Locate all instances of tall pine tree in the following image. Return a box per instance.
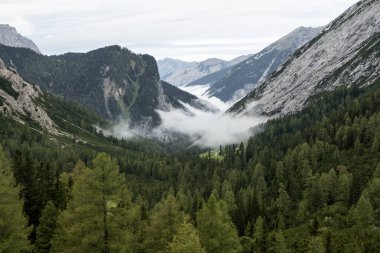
[51,153,134,253]
[168,215,205,253]
[0,145,30,252]
[197,194,241,253]
[34,201,59,253]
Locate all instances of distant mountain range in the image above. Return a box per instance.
[0,24,41,54]
[1,0,379,141]
[229,0,380,117]
[195,26,323,102]
[157,55,251,87]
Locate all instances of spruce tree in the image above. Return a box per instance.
[307,236,325,253]
[0,145,30,252]
[276,183,291,229]
[35,201,58,253]
[253,216,266,253]
[197,194,241,253]
[168,216,206,253]
[50,153,134,253]
[269,230,291,253]
[144,194,182,253]
[353,196,374,227]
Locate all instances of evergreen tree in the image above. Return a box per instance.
[276,183,291,229]
[353,196,374,227]
[197,194,242,253]
[307,236,325,253]
[0,145,30,252]
[35,201,58,253]
[268,230,291,253]
[51,153,134,253]
[336,168,351,205]
[253,216,266,253]
[144,194,182,253]
[168,215,206,253]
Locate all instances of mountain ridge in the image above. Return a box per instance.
[228,0,380,117]
[157,55,251,87]
[198,26,323,102]
[0,44,211,131]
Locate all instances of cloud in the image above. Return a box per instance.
[96,118,137,139]
[0,0,359,60]
[180,85,230,111]
[155,102,267,148]
[100,99,266,148]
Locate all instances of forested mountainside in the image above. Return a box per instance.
[0,44,209,130]
[0,24,41,54]
[1,70,379,252]
[229,0,380,116]
[194,27,322,103]
[1,0,380,252]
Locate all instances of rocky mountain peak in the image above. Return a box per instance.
[0,24,41,54]
[229,0,380,116]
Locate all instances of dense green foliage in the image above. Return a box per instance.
[34,201,58,253]
[168,216,206,253]
[0,78,380,252]
[0,145,30,252]
[51,154,136,252]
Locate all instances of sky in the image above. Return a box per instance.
[0,0,359,61]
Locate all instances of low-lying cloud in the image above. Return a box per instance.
[156,102,267,147]
[99,100,267,148]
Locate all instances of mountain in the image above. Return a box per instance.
[0,58,56,133]
[229,0,380,116]
[157,55,250,87]
[195,26,322,102]
[0,24,41,54]
[0,44,211,130]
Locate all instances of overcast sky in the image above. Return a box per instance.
[0,0,359,61]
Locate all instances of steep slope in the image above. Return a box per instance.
[161,81,218,112]
[158,55,250,87]
[229,0,380,116]
[0,58,56,133]
[186,66,233,87]
[0,44,208,130]
[201,26,322,102]
[0,24,41,54]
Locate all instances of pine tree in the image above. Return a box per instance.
[144,194,182,253]
[0,145,31,252]
[35,201,58,253]
[336,168,351,205]
[276,183,291,229]
[353,196,374,227]
[50,153,134,253]
[268,230,291,253]
[168,216,206,253]
[197,194,242,253]
[371,137,380,153]
[253,216,266,253]
[307,236,325,253]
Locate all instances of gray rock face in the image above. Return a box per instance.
[0,24,41,54]
[203,26,323,102]
[229,0,380,117]
[0,58,57,133]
